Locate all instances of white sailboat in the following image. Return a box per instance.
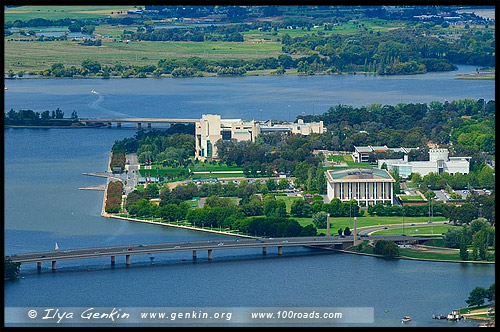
[91,89,97,94]
[55,242,59,251]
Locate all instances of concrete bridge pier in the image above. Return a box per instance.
[137,123,142,129]
[111,256,115,265]
[37,262,42,271]
[117,122,121,128]
[277,246,283,256]
[208,250,213,260]
[147,122,152,129]
[107,122,112,128]
[262,247,267,255]
[193,250,197,259]
[51,261,57,271]
[126,255,130,266]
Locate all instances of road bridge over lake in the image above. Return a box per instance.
[5,235,432,273]
[79,117,198,129]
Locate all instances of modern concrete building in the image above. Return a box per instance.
[325,168,396,206]
[378,148,471,178]
[353,145,418,163]
[195,114,324,160]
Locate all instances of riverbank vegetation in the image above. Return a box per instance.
[442,218,495,261]
[4,259,21,281]
[4,108,81,126]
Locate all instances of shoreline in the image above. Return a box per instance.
[340,248,495,264]
[5,125,103,129]
[4,68,461,80]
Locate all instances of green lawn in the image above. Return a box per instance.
[191,163,243,172]
[371,224,456,236]
[4,38,283,72]
[139,166,188,178]
[327,155,354,162]
[191,173,245,179]
[459,305,491,315]
[4,5,133,21]
[399,195,425,201]
[275,195,302,213]
[398,248,462,261]
[295,215,447,235]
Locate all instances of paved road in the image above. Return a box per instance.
[6,235,432,264]
[124,153,139,195]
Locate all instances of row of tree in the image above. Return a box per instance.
[124,189,319,237]
[105,181,123,213]
[411,165,495,191]
[4,108,78,126]
[444,218,495,261]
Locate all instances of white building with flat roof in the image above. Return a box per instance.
[378,148,470,178]
[195,115,324,160]
[353,145,418,163]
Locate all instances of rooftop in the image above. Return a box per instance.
[326,168,395,182]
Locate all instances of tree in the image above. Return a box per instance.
[291,198,312,217]
[459,230,469,261]
[312,211,328,229]
[4,259,21,280]
[457,203,478,225]
[466,287,488,307]
[338,228,343,236]
[486,283,495,304]
[277,178,290,190]
[374,240,399,259]
[82,59,102,74]
[266,179,277,192]
[344,227,351,236]
[300,224,317,236]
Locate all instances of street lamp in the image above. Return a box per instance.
[402,206,405,236]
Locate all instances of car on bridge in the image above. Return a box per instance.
[217,243,224,246]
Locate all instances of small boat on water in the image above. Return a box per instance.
[401,315,411,323]
[91,89,97,94]
[447,310,462,321]
[432,314,447,319]
[55,242,59,251]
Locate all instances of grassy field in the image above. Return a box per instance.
[4,6,133,21]
[275,195,302,213]
[371,224,456,236]
[241,19,406,42]
[295,215,447,235]
[191,173,246,179]
[138,166,187,178]
[399,195,425,201]
[398,248,462,261]
[191,163,243,172]
[325,154,375,169]
[4,38,284,73]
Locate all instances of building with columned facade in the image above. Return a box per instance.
[325,168,396,206]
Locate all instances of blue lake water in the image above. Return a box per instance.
[3,67,495,327]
